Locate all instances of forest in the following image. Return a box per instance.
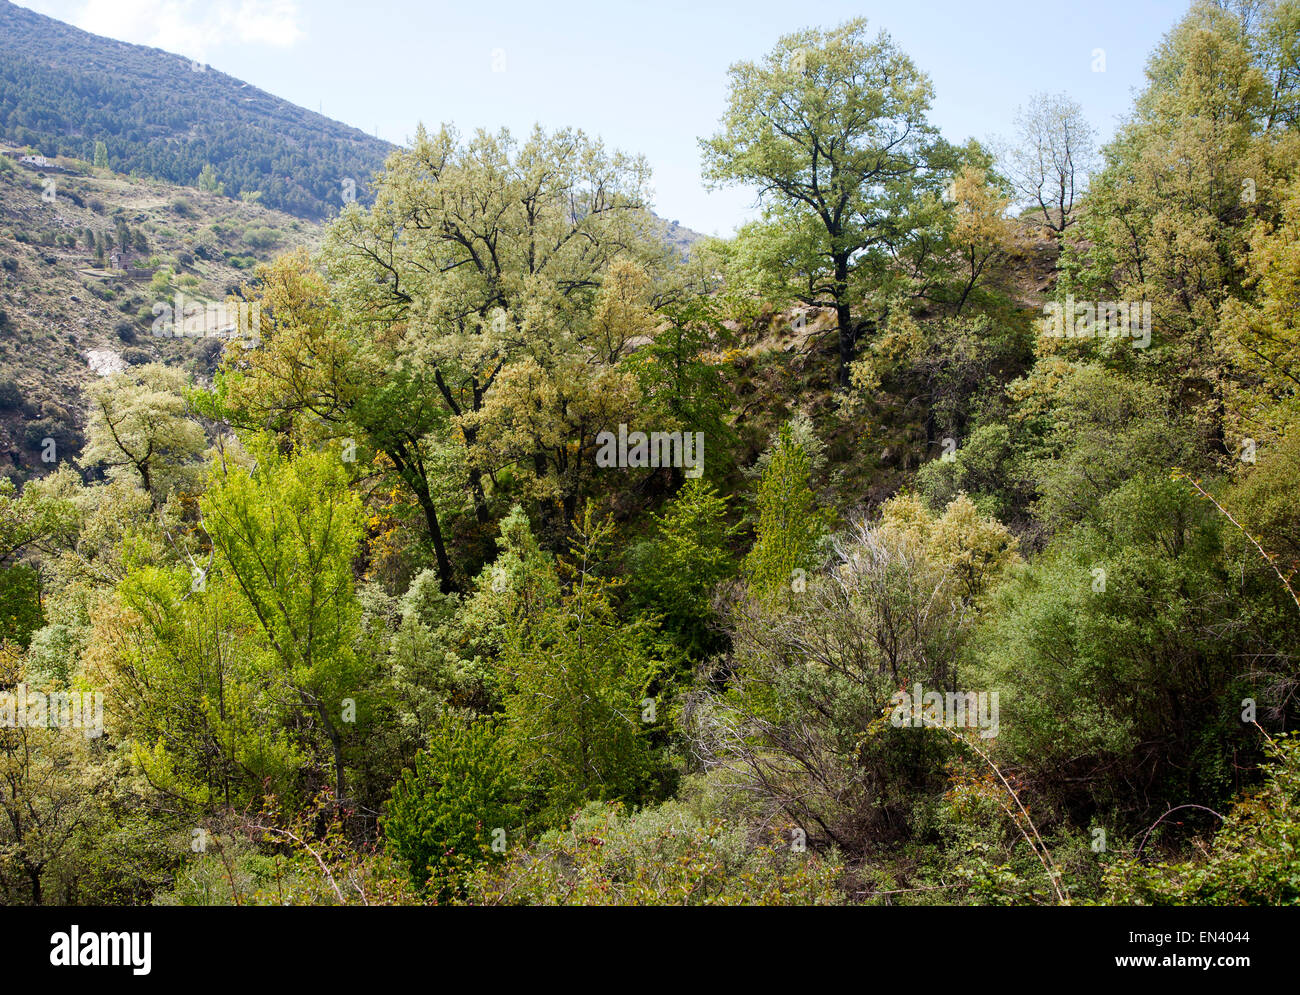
[1,0,1299,907]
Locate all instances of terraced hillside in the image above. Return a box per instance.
[0,144,316,480]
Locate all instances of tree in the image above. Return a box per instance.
[92,141,108,169]
[702,18,940,386]
[880,492,1019,605]
[83,364,207,507]
[0,648,110,904]
[463,353,640,545]
[501,510,665,822]
[98,566,303,809]
[587,258,656,366]
[0,470,77,571]
[324,124,668,529]
[1068,0,1286,432]
[1003,92,1096,235]
[947,165,1014,313]
[744,424,824,600]
[211,252,464,591]
[626,477,740,658]
[197,163,223,194]
[1220,172,1300,429]
[200,437,366,801]
[626,296,736,472]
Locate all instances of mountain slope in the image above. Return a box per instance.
[0,0,391,219]
[0,141,318,479]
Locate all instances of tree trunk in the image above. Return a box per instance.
[836,300,857,389]
[309,697,347,803]
[833,254,856,389]
[385,445,456,593]
[414,484,455,594]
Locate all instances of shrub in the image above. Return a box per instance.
[463,800,845,906]
[383,713,516,899]
[0,379,22,409]
[1102,734,1300,906]
[23,415,80,454]
[242,226,280,250]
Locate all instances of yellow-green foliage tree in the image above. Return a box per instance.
[201,436,367,801]
[745,423,824,601]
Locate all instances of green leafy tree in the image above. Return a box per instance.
[83,364,207,506]
[101,566,304,808]
[325,124,668,530]
[703,18,941,385]
[502,509,666,822]
[201,436,366,801]
[626,477,739,658]
[197,163,224,194]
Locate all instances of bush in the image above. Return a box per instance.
[242,226,280,250]
[383,713,517,900]
[0,379,22,409]
[1103,734,1300,906]
[23,415,80,454]
[463,799,845,906]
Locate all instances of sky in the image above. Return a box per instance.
[14,0,1193,235]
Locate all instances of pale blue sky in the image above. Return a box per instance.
[17,0,1192,234]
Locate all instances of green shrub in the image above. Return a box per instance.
[0,379,22,409]
[383,713,516,899]
[463,799,845,906]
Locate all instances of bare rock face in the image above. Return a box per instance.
[86,349,127,376]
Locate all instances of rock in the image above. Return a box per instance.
[86,348,127,376]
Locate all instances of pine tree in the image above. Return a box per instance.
[745,423,824,600]
[502,508,665,822]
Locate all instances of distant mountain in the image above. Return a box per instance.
[0,0,391,219]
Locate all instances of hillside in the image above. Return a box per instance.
[0,142,317,480]
[0,0,390,220]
